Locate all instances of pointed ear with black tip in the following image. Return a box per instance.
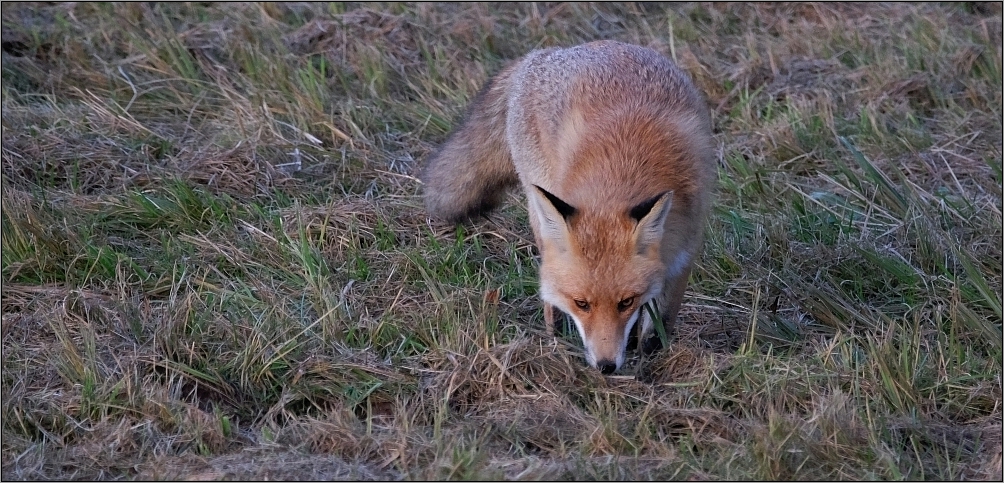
[630,191,673,251]
[528,185,577,251]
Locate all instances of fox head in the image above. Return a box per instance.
[529,184,673,374]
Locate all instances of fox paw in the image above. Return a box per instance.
[641,334,663,355]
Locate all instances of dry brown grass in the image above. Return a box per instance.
[2,2,1001,480]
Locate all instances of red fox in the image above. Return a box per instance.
[420,40,715,374]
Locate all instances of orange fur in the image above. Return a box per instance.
[420,40,715,373]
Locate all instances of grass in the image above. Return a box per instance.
[1,2,1001,480]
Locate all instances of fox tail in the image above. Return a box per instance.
[420,67,518,222]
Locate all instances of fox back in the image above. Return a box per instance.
[421,41,715,373]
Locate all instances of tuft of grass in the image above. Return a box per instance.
[2,2,1001,481]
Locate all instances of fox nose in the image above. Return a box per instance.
[597,360,617,375]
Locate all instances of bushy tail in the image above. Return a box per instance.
[420,65,518,222]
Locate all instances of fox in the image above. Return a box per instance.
[420,40,715,374]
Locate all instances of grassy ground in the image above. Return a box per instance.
[1,2,1001,480]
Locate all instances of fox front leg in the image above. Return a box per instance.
[543,301,556,335]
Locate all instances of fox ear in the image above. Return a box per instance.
[630,191,673,250]
[529,185,576,251]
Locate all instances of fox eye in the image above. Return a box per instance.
[617,296,636,312]
[574,299,591,311]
